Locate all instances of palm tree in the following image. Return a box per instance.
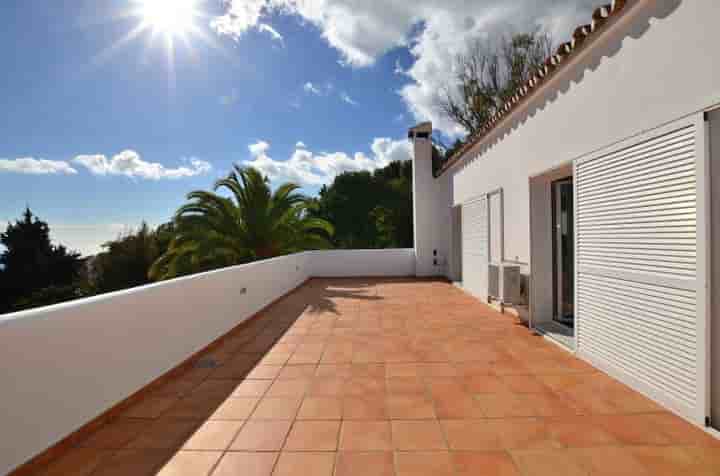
[149,166,334,280]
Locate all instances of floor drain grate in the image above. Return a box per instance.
[194,358,219,369]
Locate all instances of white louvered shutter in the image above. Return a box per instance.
[462,197,489,300]
[575,124,701,420]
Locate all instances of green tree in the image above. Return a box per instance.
[150,166,334,280]
[89,222,172,294]
[313,160,413,249]
[0,208,82,313]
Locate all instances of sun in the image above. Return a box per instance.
[137,0,199,37]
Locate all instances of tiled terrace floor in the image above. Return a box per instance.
[31,278,720,476]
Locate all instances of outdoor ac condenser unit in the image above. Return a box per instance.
[487,263,521,304]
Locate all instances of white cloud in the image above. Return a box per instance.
[243,138,411,188]
[258,23,284,43]
[210,0,283,43]
[295,141,307,148]
[340,92,358,106]
[0,157,77,175]
[213,1,598,135]
[73,150,211,180]
[303,82,321,95]
[248,140,270,157]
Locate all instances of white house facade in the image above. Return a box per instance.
[409,0,720,430]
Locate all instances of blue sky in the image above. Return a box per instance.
[0,0,596,255]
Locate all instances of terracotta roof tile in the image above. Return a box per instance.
[438,1,629,175]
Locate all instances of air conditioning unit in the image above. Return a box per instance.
[487,263,520,304]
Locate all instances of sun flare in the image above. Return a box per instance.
[137,0,199,37]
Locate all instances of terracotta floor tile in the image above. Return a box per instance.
[417,363,459,377]
[500,376,551,393]
[524,392,581,417]
[260,352,291,365]
[490,419,560,451]
[283,420,341,451]
[464,375,508,394]
[433,393,485,419]
[340,420,392,450]
[182,420,244,450]
[452,451,519,476]
[163,392,223,417]
[426,378,467,398]
[544,416,618,447]
[391,420,447,450]
[646,412,720,446]
[266,378,311,397]
[682,446,720,470]
[334,452,394,476]
[343,396,387,420]
[126,418,200,449]
[246,365,284,380]
[250,397,302,420]
[156,450,222,476]
[278,365,318,379]
[510,449,587,476]
[36,448,114,476]
[229,419,292,451]
[232,379,272,397]
[474,393,536,418]
[386,377,426,395]
[570,447,650,476]
[344,377,386,396]
[190,380,240,398]
[308,377,346,396]
[440,419,502,451]
[150,378,202,398]
[122,397,179,419]
[212,452,278,476]
[297,397,343,420]
[79,419,148,449]
[351,363,386,377]
[628,446,712,476]
[386,363,421,377]
[208,359,255,380]
[386,394,436,419]
[594,414,673,445]
[394,451,455,476]
[210,397,260,420]
[315,364,353,378]
[272,452,335,476]
[90,449,173,476]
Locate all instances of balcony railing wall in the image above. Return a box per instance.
[0,249,415,475]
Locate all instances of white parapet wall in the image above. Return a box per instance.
[0,249,416,475]
[309,248,415,277]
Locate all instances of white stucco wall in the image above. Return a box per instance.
[449,0,720,268]
[0,249,415,475]
[309,249,415,277]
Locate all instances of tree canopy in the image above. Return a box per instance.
[440,31,552,136]
[149,166,335,280]
[0,208,82,313]
[313,160,413,249]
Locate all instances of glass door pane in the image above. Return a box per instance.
[553,178,574,328]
